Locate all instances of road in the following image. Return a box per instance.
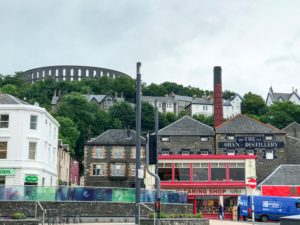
[209,219,279,225]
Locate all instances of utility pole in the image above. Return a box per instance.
[135,62,142,225]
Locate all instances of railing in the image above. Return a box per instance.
[137,202,155,225]
[35,201,46,225]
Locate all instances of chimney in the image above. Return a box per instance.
[213,66,223,128]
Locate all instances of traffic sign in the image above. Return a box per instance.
[248,178,257,189]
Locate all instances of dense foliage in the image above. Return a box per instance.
[1,72,300,163]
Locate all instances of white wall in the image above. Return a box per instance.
[0,104,59,186]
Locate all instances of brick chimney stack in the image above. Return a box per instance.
[213,66,223,127]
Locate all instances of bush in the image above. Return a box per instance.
[11,212,26,219]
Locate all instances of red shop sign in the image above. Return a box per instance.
[262,185,300,197]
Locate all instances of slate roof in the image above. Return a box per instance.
[87,129,146,145]
[187,98,232,107]
[228,94,243,101]
[142,96,177,103]
[282,122,300,131]
[282,122,300,139]
[0,94,30,105]
[158,116,214,136]
[174,95,193,102]
[215,114,285,134]
[267,87,300,103]
[259,165,300,186]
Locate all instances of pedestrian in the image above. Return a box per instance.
[237,204,241,221]
[218,204,224,219]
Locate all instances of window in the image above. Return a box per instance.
[113,148,123,159]
[158,163,172,181]
[296,202,300,209]
[227,150,235,156]
[132,148,136,159]
[175,163,190,181]
[203,105,208,111]
[226,136,235,141]
[181,150,190,155]
[93,164,105,176]
[200,149,209,155]
[104,97,113,109]
[167,102,172,108]
[30,115,38,130]
[266,150,274,159]
[211,163,226,181]
[130,164,136,176]
[94,147,104,158]
[110,163,125,176]
[0,142,8,159]
[0,176,5,185]
[193,163,208,181]
[229,163,245,181]
[246,150,255,155]
[0,114,9,128]
[28,142,37,160]
[161,149,169,155]
[265,136,273,141]
[158,102,162,108]
[200,137,209,142]
[161,137,170,142]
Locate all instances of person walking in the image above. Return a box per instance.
[218,204,224,219]
[237,204,241,221]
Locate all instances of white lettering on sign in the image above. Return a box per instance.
[176,189,245,196]
[262,201,282,209]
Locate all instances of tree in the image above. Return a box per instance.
[260,102,300,129]
[192,114,214,127]
[241,92,267,116]
[141,102,155,133]
[0,84,18,96]
[55,116,80,154]
[223,90,236,100]
[108,101,135,129]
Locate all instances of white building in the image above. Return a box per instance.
[266,87,300,106]
[0,94,59,186]
[186,94,242,119]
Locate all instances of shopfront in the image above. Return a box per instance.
[158,155,255,218]
[0,168,16,185]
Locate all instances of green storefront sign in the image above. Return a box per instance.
[0,169,16,176]
[25,175,38,183]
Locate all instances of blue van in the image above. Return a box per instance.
[239,195,300,222]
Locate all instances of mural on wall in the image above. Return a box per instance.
[0,186,187,204]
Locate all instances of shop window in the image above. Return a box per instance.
[174,163,190,181]
[158,163,172,181]
[266,150,274,159]
[94,147,104,158]
[0,114,9,128]
[28,142,37,160]
[192,163,208,181]
[227,150,235,156]
[161,136,170,142]
[93,164,105,176]
[200,137,209,142]
[0,142,7,159]
[229,163,245,181]
[196,196,219,214]
[110,163,125,176]
[211,163,226,181]
[30,115,38,130]
[0,176,5,185]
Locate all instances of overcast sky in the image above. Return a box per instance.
[1,0,300,98]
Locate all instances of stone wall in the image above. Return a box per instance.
[158,136,215,154]
[0,219,38,225]
[0,202,192,218]
[285,136,300,164]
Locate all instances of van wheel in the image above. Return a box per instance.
[260,215,268,222]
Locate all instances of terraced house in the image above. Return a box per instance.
[84,129,146,188]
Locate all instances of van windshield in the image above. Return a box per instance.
[296,199,300,209]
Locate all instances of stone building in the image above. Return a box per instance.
[84,129,146,188]
[57,140,71,185]
[282,122,300,164]
[215,114,286,183]
[157,116,215,155]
